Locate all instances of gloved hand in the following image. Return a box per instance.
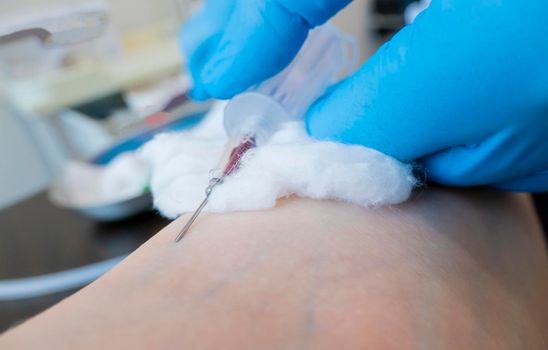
[181,0,548,192]
[178,0,236,100]
[179,0,351,100]
[307,1,548,192]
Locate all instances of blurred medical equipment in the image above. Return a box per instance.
[0,2,118,80]
[0,0,194,192]
[0,0,212,222]
[0,256,125,302]
[49,105,208,222]
[175,24,358,242]
[0,12,107,48]
[49,152,151,222]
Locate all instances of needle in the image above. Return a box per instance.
[174,177,223,243]
[174,136,256,243]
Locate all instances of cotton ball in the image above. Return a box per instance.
[205,132,416,212]
[53,152,149,208]
[209,168,281,212]
[140,103,417,218]
[140,132,226,218]
[152,174,211,218]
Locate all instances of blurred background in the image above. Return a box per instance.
[5,0,543,333]
[1,0,194,209]
[0,0,419,210]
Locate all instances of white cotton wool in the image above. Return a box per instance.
[140,102,417,219]
[51,152,149,207]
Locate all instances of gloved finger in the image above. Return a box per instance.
[186,34,224,101]
[179,0,235,60]
[306,3,521,162]
[178,0,235,100]
[495,171,548,193]
[420,127,548,187]
[199,0,310,99]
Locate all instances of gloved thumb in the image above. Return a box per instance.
[197,0,353,99]
[179,0,236,100]
[199,1,309,99]
[306,9,492,163]
[313,1,548,190]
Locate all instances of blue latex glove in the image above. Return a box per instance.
[179,0,236,100]
[180,0,351,100]
[181,0,548,192]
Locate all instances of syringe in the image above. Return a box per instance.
[174,24,357,243]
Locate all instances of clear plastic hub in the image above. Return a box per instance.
[223,23,358,146]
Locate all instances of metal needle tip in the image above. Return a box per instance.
[174,195,209,242]
[174,178,222,243]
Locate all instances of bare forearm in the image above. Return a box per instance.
[2,189,547,349]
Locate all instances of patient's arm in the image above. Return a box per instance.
[1,188,547,349]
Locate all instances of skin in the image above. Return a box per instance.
[1,188,547,349]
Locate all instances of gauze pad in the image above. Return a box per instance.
[140,102,417,219]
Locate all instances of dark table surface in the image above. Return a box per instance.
[0,192,170,332]
[533,194,548,234]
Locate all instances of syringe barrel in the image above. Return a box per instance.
[224,24,358,145]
